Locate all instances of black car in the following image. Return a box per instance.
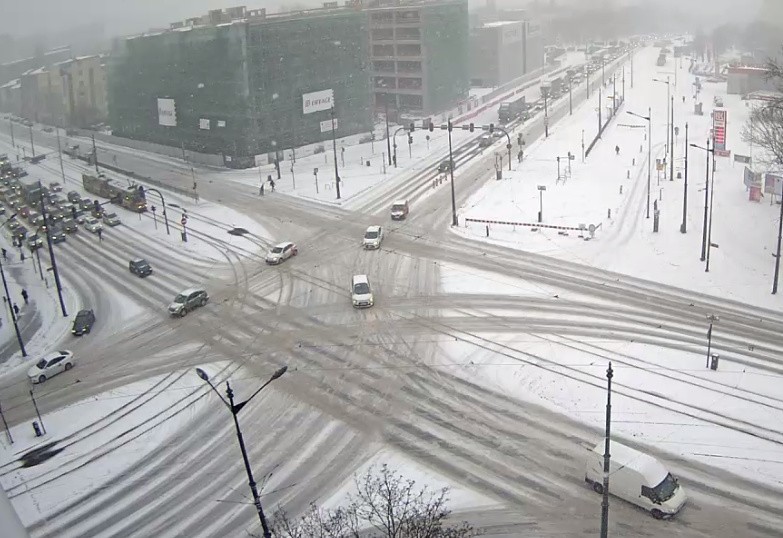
[72,309,96,336]
[67,191,81,204]
[79,198,93,211]
[61,218,78,233]
[129,258,152,277]
[50,226,66,243]
[438,160,452,173]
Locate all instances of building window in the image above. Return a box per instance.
[398,94,423,110]
[372,44,394,57]
[395,10,420,23]
[371,28,393,41]
[372,60,395,73]
[397,61,421,73]
[396,44,421,57]
[396,27,420,40]
[398,77,422,90]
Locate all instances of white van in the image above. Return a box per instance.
[585,441,687,519]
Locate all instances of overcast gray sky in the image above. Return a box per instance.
[1,0,763,38]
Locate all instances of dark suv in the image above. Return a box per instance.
[129,258,152,277]
[72,309,96,336]
[168,288,208,317]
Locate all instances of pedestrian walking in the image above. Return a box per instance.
[269,179,276,192]
[517,150,524,163]
[21,289,28,305]
[615,145,620,156]
[20,251,24,262]
[1,248,6,260]
[260,183,265,196]
[13,303,19,316]
[97,228,103,242]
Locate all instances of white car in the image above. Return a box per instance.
[363,225,383,250]
[84,216,103,233]
[351,274,374,308]
[265,241,298,264]
[103,212,121,226]
[28,350,75,384]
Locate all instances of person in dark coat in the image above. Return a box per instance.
[21,289,28,305]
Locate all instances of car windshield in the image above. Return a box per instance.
[354,283,370,295]
[392,204,405,212]
[652,473,678,502]
[174,294,187,303]
[107,213,117,218]
[35,359,47,369]
[365,231,378,239]
[271,246,283,254]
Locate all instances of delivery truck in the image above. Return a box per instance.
[585,441,687,519]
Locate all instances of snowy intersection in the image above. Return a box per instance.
[0,43,781,537]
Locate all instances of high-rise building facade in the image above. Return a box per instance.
[108,6,372,167]
[369,0,469,115]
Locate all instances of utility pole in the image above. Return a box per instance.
[599,362,614,538]
[385,101,392,166]
[9,120,14,148]
[773,183,783,294]
[598,86,602,133]
[647,108,652,218]
[39,195,67,316]
[447,120,457,226]
[670,95,674,182]
[544,92,549,138]
[29,125,35,157]
[665,77,670,158]
[330,105,341,200]
[569,77,573,115]
[700,139,711,261]
[680,123,689,234]
[0,257,26,356]
[91,134,99,174]
[56,128,66,185]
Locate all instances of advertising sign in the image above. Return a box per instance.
[743,166,762,188]
[713,109,727,151]
[199,118,210,130]
[734,154,752,164]
[157,98,177,127]
[765,173,783,196]
[320,118,338,133]
[303,89,334,115]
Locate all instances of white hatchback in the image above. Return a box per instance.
[351,274,374,308]
[28,350,75,384]
[84,216,103,233]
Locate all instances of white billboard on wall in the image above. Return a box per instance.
[303,89,334,115]
[320,118,338,133]
[199,118,210,130]
[157,98,177,127]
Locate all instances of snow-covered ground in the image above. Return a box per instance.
[455,47,783,309]
[0,355,220,526]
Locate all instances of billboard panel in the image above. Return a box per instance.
[320,118,338,133]
[303,89,334,115]
[765,173,783,196]
[199,118,210,130]
[157,98,177,127]
[713,109,727,151]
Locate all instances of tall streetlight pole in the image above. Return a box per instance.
[772,186,783,294]
[599,362,614,538]
[447,120,457,226]
[653,78,671,161]
[544,91,549,138]
[195,366,288,538]
[568,76,573,115]
[691,141,713,261]
[9,120,14,148]
[29,125,35,158]
[627,109,652,218]
[330,105,341,200]
[705,150,717,273]
[0,214,26,356]
[38,196,67,316]
[680,123,689,234]
[384,101,392,166]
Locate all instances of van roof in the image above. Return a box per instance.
[352,274,369,284]
[592,441,669,486]
[392,200,407,206]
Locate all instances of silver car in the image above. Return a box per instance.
[168,288,209,317]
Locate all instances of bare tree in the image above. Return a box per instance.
[742,53,783,169]
[271,465,475,538]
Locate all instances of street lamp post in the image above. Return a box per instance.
[384,101,392,166]
[690,141,713,261]
[195,366,288,538]
[599,362,614,538]
[705,315,719,368]
[447,120,457,226]
[653,77,671,161]
[680,123,689,234]
[705,152,717,273]
[537,185,546,223]
[627,109,652,218]
[330,105,341,200]
[144,187,171,235]
[544,92,549,138]
[773,187,783,294]
[568,76,573,115]
[0,214,26,356]
[38,196,67,317]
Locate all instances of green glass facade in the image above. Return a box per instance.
[108,12,371,166]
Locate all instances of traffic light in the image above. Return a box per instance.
[489,123,494,133]
[428,122,434,132]
[93,200,101,214]
[469,123,474,132]
[409,122,415,132]
[408,135,413,145]
[137,185,144,194]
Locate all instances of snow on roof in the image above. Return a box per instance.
[593,441,669,487]
[0,79,19,89]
